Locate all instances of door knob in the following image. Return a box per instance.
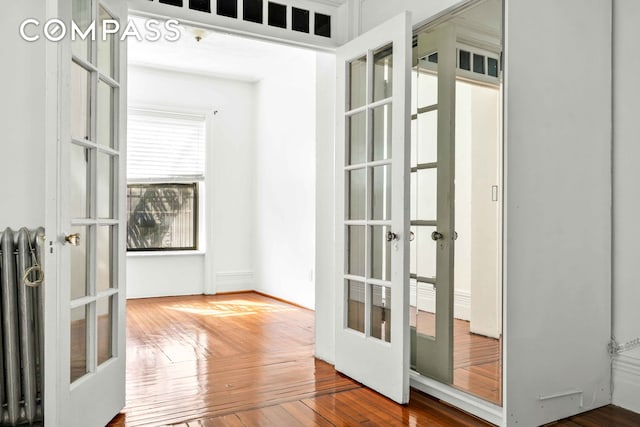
[431,231,443,241]
[65,233,81,246]
[386,231,399,242]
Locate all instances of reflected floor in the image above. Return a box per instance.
[411,307,502,405]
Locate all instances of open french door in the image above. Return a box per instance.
[410,24,457,385]
[334,12,412,404]
[46,0,127,425]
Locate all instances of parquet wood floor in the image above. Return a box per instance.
[107,293,640,426]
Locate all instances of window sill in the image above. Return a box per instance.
[126,250,205,258]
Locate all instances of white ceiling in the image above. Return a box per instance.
[128,16,313,82]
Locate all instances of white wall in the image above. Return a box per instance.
[0,3,46,230]
[454,82,472,321]
[612,0,640,414]
[504,0,612,425]
[469,83,501,339]
[126,66,255,298]
[253,49,317,310]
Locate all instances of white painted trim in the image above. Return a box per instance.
[454,289,471,321]
[409,282,471,321]
[612,353,640,414]
[410,371,504,426]
[215,271,254,290]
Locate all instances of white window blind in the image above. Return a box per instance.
[127,109,205,181]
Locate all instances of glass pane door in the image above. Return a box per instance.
[58,0,127,425]
[410,24,457,384]
[334,11,411,404]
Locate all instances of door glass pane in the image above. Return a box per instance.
[371,284,391,342]
[348,56,366,110]
[416,281,436,338]
[372,104,392,161]
[97,80,114,148]
[347,280,365,333]
[417,58,438,108]
[70,225,88,300]
[97,296,113,365]
[71,62,90,141]
[373,45,392,102]
[411,118,418,168]
[98,6,116,78]
[417,110,438,165]
[70,144,89,219]
[348,168,366,220]
[70,305,88,383]
[97,226,113,292]
[371,226,390,281]
[97,153,114,219]
[347,226,365,277]
[416,226,437,280]
[71,0,92,61]
[417,168,437,221]
[411,70,418,115]
[371,165,391,220]
[348,112,366,165]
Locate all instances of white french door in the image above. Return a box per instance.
[48,0,127,425]
[334,12,412,404]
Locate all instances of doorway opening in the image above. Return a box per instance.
[120,15,321,418]
[409,0,503,406]
[125,16,318,304]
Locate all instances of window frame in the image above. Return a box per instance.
[126,182,200,252]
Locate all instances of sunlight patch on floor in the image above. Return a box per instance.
[166,299,297,317]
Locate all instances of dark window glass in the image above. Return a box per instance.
[459,50,470,70]
[243,0,263,23]
[488,57,499,77]
[292,7,309,33]
[268,2,286,28]
[427,52,438,64]
[127,183,198,251]
[314,13,331,38]
[217,0,237,18]
[473,54,485,74]
[189,0,211,12]
[159,0,183,6]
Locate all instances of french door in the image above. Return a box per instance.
[410,24,457,384]
[49,0,127,425]
[334,12,412,404]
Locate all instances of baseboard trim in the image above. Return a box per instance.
[254,291,314,311]
[410,283,471,321]
[215,271,254,291]
[612,353,640,414]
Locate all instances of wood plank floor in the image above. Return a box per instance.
[108,293,640,426]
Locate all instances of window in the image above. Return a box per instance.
[127,109,205,251]
[127,183,198,250]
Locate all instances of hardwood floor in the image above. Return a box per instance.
[108,293,640,427]
[108,293,489,426]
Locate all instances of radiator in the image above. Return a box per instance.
[0,228,44,426]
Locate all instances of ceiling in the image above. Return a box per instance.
[127,16,313,82]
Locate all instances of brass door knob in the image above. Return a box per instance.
[65,233,80,246]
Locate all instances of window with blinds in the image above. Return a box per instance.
[126,109,205,251]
